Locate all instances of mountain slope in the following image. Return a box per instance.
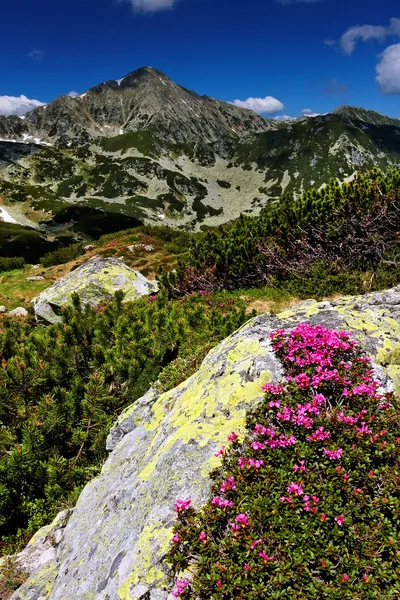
[0,67,400,235]
[0,67,277,147]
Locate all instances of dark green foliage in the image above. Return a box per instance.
[0,223,59,262]
[51,206,143,238]
[0,291,248,551]
[161,169,400,297]
[40,243,85,268]
[0,257,25,273]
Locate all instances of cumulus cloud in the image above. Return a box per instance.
[28,49,44,60]
[274,114,293,121]
[0,95,46,117]
[129,0,175,12]
[340,18,400,55]
[67,91,79,97]
[302,108,320,117]
[231,96,284,115]
[376,43,400,94]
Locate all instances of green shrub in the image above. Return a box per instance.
[0,291,249,549]
[168,324,400,599]
[161,169,400,296]
[40,243,85,267]
[0,257,25,273]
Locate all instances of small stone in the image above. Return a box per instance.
[26,276,45,281]
[0,305,7,313]
[9,307,28,317]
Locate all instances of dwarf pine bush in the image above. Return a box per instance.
[167,324,400,599]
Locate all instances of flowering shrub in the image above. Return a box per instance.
[167,324,400,599]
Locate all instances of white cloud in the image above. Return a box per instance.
[324,39,336,47]
[0,95,46,117]
[129,0,175,12]
[67,91,79,97]
[340,18,400,55]
[274,114,293,121]
[231,96,284,115]
[302,108,320,117]
[376,43,400,94]
[28,49,44,60]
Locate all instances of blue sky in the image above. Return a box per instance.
[1,0,400,119]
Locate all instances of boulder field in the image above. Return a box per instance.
[9,285,400,600]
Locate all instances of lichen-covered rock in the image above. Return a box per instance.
[11,285,400,600]
[0,510,72,600]
[32,257,158,324]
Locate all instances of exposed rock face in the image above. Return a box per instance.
[33,257,158,324]
[0,67,276,147]
[11,286,400,600]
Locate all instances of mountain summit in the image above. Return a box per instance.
[0,66,276,146]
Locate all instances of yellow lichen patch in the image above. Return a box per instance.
[138,357,270,483]
[117,523,171,599]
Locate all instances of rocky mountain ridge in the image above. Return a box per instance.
[0,67,400,232]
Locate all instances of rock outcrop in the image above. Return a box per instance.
[32,257,158,324]
[10,286,400,599]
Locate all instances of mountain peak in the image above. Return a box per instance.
[331,105,400,127]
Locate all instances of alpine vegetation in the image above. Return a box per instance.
[168,325,400,599]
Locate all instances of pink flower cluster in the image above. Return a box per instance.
[220,477,236,493]
[212,496,233,509]
[172,579,190,597]
[174,499,191,512]
[323,447,343,460]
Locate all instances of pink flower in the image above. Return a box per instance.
[174,499,191,512]
[250,538,263,550]
[220,477,236,493]
[230,523,241,533]
[321,513,327,522]
[251,441,265,451]
[323,448,343,460]
[295,373,311,389]
[293,460,306,472]
[259,550,275,562]
[287,482,304,496]
[335,513,346,526]
[268,400,281,408]
[198,531,207,541]
[214,446,225,458]
[227,431,238,442]
[172,533,179,543]
[172,579,190,597]
[235,513,250,526]
[342,574,349,583]
[212,496,233,509]
[363,575,369,582]
[280,496,293,504]
[217,580,223,589]
[307,427,331,442]
[244,563,251,571]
